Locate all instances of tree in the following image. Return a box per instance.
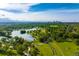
[75,39,79,46]
[7,49,18,56]
[30,46,40,56]
[20,30,26,34]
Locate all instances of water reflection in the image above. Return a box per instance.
[11,28,36,41]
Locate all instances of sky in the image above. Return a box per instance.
[0,3,79,22]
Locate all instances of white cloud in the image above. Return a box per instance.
[0,3,79,22]
[0,3,38,13]
[0,3,9,9]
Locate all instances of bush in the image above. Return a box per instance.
[75,39,79,46]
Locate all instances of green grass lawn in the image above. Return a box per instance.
[33,40,52,56]
[49,41,64,56]
[37,43,53,56]
[57,41,79,56]
[34,40,79,56]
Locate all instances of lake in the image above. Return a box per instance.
[11,28,37,41]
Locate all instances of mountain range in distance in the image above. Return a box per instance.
[0,18,79,24]
[0,18,19,22]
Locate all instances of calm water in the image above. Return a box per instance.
[11,28,37,41]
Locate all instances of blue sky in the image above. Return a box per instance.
[29,3,79,12]
[0,3,79,22]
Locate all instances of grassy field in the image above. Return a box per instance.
[57,41,78,56]
[34,40,79,56]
